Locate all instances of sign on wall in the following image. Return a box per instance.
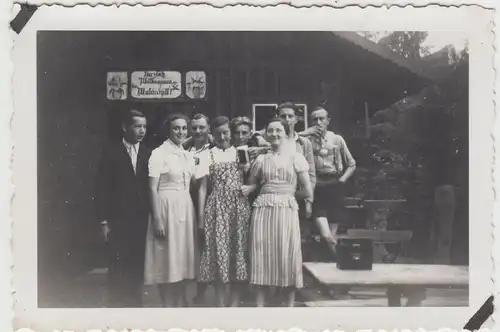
[131,71,182,99]
[186,71,207,99]
[106,72,128,100]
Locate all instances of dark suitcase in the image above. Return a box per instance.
[336,237,373,270]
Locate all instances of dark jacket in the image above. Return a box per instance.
[96,141,151,246]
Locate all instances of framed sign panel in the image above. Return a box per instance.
[186,71,207,99]
[130,71,182,99]
[106,72,128,100]
[252,103,308,132]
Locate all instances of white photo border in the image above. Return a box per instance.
[10,4,495,332]
[14,0,500,10]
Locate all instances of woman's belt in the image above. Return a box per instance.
[158,186,190,192]
[260,184,296,196]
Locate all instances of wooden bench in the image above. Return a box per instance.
[345,229,413,243]
[340,229,413,262]
[303,262,468,307]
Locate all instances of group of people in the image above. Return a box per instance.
[96,102,356,308]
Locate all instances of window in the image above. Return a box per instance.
[252,103,277,132]
[252,103,308,132]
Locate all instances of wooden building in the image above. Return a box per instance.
[37,31,432,294]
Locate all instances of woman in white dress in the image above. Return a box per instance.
[144,114,199,307]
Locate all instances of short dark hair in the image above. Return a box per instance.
[211,116,230,130]
[230,116,253,132]
[163,113,189,138]
[265,117,290,135]
[122,109,146,127]
[312,106,328,114]
[276,101,298,116]
[191,113,210,124]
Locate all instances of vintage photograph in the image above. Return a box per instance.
[11,4,494,331]
[36,30,470,308]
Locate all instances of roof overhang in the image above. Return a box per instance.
[332,31,438,81]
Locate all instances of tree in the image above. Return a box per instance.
[378,32,430,61]
[351,48,469,261]
[358,31,387,42]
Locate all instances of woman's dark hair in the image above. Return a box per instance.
[122,109,146,127]
[163,113,189,138]
[230,116,253,132]
[265,117,290,135]
[211,115,230,130]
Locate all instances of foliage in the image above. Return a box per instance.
[378,32,431,60]
[360,31,468,63]
[358,31,388,42]
[352,48,469,202]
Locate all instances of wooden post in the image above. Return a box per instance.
[364,101,371,139]
[215,69,221,116]
[433,184,456,264]
[387,286,403,307]
[273,70,279,99]
[243,32,251,113]
[228,34,240,118]
[228,34,234,117]
[260,67,266,100]
[245,70,252,113]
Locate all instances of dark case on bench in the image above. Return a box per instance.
[336,238,373,270]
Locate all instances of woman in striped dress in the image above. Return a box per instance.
[243,117,313,307]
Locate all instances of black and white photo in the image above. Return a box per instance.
[11,5,494,331]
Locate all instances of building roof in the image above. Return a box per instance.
[332,31,438,81]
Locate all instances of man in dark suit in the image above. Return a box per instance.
[96,109,151,307]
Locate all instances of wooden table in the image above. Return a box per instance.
[303,262,469,306]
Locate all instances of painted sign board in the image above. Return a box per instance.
[131,71,182,99]
[106,72,128,100]
[186,71,207,99]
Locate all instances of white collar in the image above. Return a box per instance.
[191,142,210,153]
[123,138,139,151]
[212,145,235,153]
[163,139,186,155]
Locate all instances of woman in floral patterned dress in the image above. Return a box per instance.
[197,116,251,307]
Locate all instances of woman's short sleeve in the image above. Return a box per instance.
[293,153,309,173]
[148,148,165,178]
[249,154,265,181]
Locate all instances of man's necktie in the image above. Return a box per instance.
[129,145,137,174]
